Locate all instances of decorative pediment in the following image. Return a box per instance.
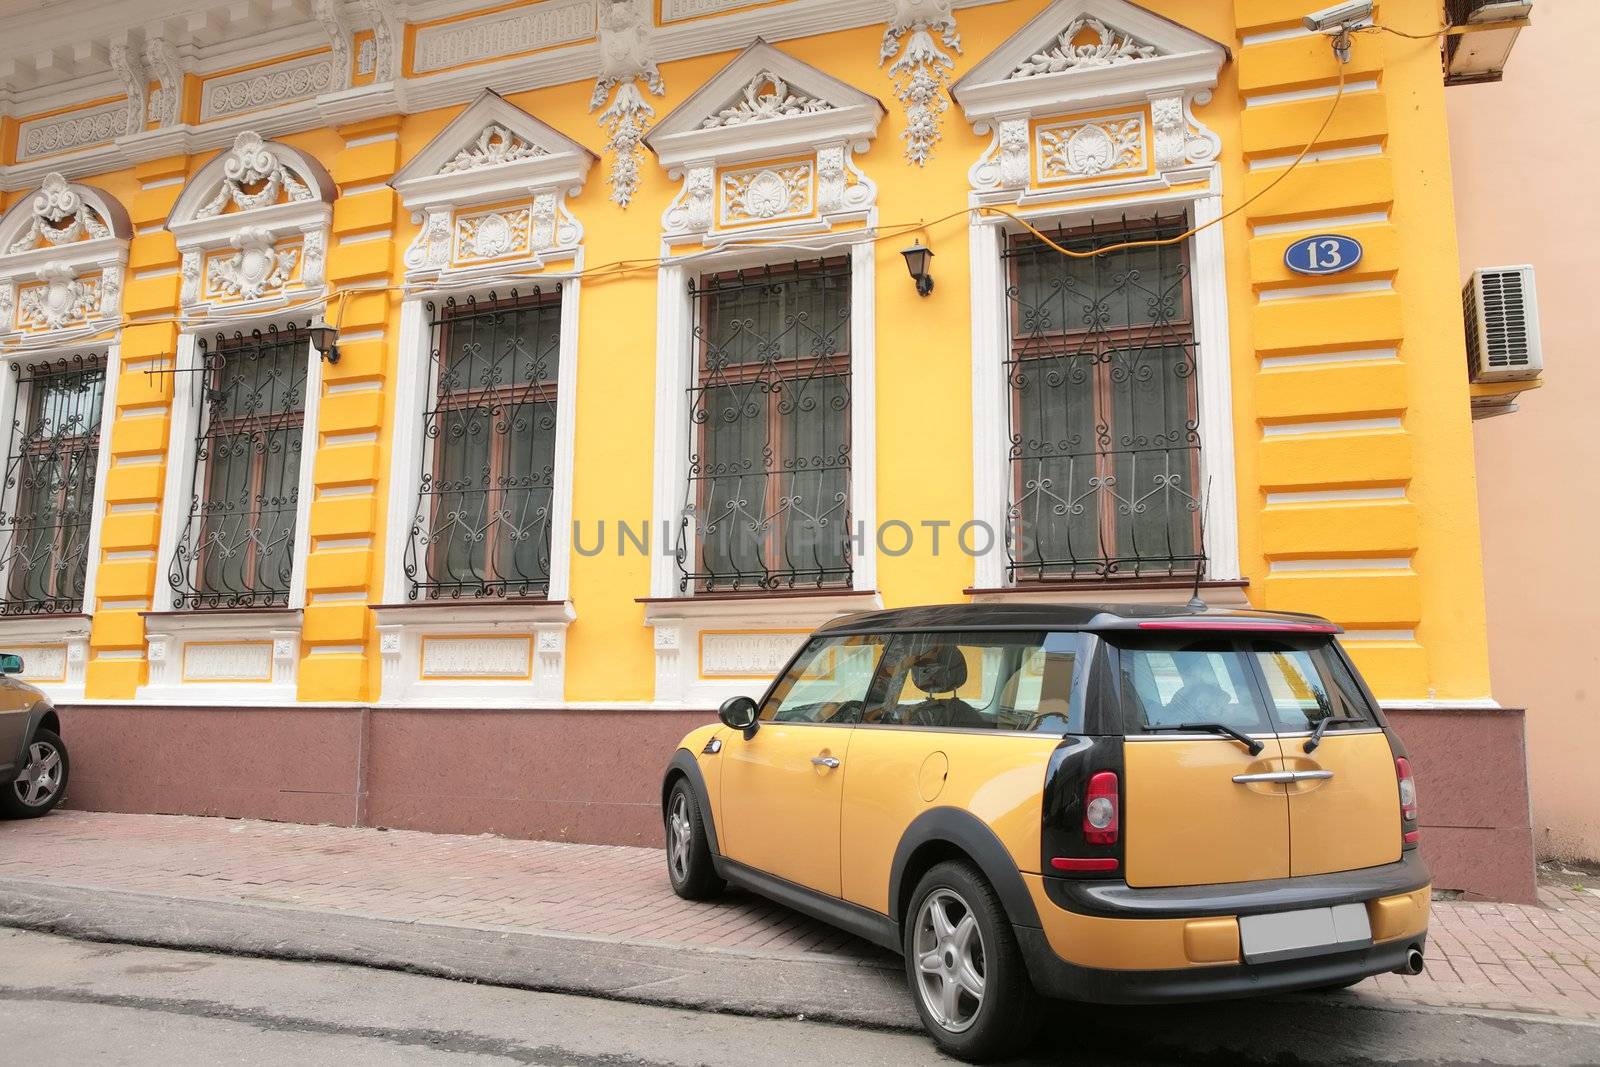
[953,0,1227,122]
[393,91,595,285]
[167,132,334,316]
[647,41,884,247]
[954,0,1226,204]
[647,41,883,170]
[0,174,131,345]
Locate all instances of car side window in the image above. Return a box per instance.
[1252,639,1376,730]
[868,631,1073,732]
[759,635,885,724]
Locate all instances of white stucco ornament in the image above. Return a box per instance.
[196,132,316,219]
[1009,16,1157,78]
[207,226,298,300]
[590,0,665,208]
[880,0,961,166]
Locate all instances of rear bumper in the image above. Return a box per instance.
[1018,927,1427,1004]
[1019,852,1432,1004]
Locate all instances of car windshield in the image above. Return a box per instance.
[1113,636,1376,734]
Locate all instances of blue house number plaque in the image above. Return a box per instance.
[1284,234,1362,276]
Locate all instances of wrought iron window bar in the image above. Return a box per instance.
[0,354,105,615]
[405,288,562,602]
[1002,214,1206,583]
[678,258,853,594]
[168,324,310,610]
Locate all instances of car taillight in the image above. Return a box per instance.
[1083,771,1119,845]
[1396,756,1417,822]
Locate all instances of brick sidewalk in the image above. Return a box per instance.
[3,811,1597,1021]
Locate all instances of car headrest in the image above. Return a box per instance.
[911,645,967,695]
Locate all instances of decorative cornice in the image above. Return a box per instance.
[107,41,147,137]
[311,0,356,94]
[1008,15,1156,78]
[700,72,833,129]
[144,37,184,128]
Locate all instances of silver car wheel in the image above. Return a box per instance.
[913,887,986,1034]
[667,792,693,883]
[13,740,62,808]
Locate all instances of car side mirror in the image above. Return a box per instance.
[718,695,759,738]
[0,653,21,675]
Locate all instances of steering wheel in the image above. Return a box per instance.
[827,700,867,724]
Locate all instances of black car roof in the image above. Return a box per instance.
[815,602,1340,635]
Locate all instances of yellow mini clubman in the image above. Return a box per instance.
[661,604,1430,1061]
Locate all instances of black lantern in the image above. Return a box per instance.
[305,323,341,364]
[900,241,934,297]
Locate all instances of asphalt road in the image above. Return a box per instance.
[1,928,1597,1066]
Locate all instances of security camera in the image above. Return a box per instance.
[1302,1,1374,32]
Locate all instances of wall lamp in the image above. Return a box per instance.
[900,241,934,297]
[305,323,341,364]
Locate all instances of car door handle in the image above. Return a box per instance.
[1232,770,1335,784]
[811,755,841,769]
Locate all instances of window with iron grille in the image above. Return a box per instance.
[1003,215,1203,582]
[405,288,561,601]
[679,259,852,593]
[169,327,309,609]
[0,355,105,615]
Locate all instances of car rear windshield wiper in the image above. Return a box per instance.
[1147,721,1264,756]
[1303,715,1363,754]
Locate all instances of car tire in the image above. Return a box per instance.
[904,860,1040,1063]
[2,728,69,819]
[664,778,724,901]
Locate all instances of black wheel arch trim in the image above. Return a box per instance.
[889,806,1042,930]
[662,748,720,857]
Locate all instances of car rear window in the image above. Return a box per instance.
[1112,635,1376,734]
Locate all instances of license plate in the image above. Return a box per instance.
[1239,904,1373,965]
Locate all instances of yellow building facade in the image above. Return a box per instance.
[0,0,1532,896]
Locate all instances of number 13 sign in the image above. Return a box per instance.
[1284,234,1363,276]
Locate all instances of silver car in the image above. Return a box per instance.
[0,653,69,819]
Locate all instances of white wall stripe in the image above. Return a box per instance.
[1245,79,1380,107]
[139,175,185,190]
[132,267,178,280]
[340,181,390,197]
[1252,211,1390,236]
[1266,486,1408,505]
[98,599,150,611]
[311,591,369,603]
[1262,416,1403,437]
[323,431,378,446]
[1269,557,1411,573]
[337,329,385,344]
[337,230,392,245]
[118,403,170,418]
[109,501,161,513]
[317,484,375,498]
[325,379,383,394]
[104,549,155,561]
[1249,143,1384,171]
[1342,629,1418,642]
[93,650,144,661]
[134,224,164,236]
[343,132,398,147]
[314,537,373,550]
[1240,24,1316,46]
[113,454,163,466]
[1258,279,1393,302]
[306,644,366,655]
[1261,347,1398,369]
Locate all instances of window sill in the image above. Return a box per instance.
[372,599,574,706]
[964,579,1250,607]
[0,613,92,700]
[139,608,304,704]
[642,589,882,706]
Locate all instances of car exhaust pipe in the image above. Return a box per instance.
[1393,946,1425,976]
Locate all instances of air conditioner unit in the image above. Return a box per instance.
[1463,265,1542,382]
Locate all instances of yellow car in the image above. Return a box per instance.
[661,604,1429,1061]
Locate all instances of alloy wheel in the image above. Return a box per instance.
[667,792,693,882]
[912,887,987,1033]
[13,741,62,808]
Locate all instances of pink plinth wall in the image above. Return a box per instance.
[53,703,1538,901]
[1385,707,1537,904]
[54,704,711,847]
